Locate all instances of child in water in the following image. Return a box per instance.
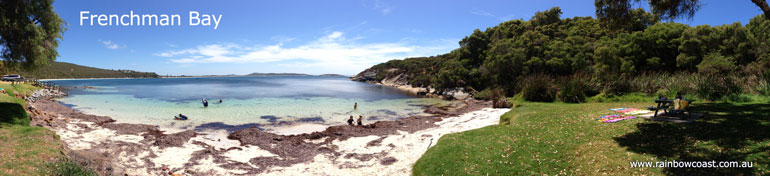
[348,115,354,126]
[357,115,363,126]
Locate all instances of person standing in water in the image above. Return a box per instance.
[354,102,358,110]
[347,115,354,126]
[202,98,209,107]
[357,115,363,126]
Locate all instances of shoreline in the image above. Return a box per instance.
[26,90,505,175]
[38,77,158,81]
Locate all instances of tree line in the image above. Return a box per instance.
[366,7,770,102]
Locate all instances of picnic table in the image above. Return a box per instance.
[648,99,695,118]
[649,99,672,118]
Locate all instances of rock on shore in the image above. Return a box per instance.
[350,68,471,100]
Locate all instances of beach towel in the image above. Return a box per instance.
[597,114,637,123]
[602,116,636,123]
[624,110,651,115]
[614,108,639,113]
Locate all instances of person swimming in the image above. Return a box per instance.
[202,98,209,107]
[177,114,188,120]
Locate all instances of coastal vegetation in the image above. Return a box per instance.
[10,62,158,79]
[358,7,770,102]
[0,82,95,175]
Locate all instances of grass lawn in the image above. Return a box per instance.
[414,101,769,175]
[0,82,94,176]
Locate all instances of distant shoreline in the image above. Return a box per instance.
[39,77,157,81]
[40,74,350,81]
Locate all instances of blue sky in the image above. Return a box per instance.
[52,0,764,76]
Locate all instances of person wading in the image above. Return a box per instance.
[357,115,363,126]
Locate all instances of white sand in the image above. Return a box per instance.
[54,119,144,150]
[51,107,508,175]
[263,108,509,175]
[224,145,277,163]
[150,143,204,169]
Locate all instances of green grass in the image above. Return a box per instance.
[414,101,770,175]
[0,125,64,175]
[0,82,94,176]
[586,92,657,103]
[0,83,39,126]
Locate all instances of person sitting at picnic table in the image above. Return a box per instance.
[673,93,691,114]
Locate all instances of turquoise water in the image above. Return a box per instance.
[47,76,448,132]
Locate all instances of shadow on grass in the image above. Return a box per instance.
[0,102,29,126]
[615,103,770,175]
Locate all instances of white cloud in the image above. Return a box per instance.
[363,0,392,15]
[158,32,456,74]
[471,8,516,21]
[471,9,494,17]
[99,40,121,49]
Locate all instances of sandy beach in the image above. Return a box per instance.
[26,92,507,175]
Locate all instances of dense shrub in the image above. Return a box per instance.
[489,87,512,108]
[695,74,742,101]
[358,10,770,103]
[43,160,95,176]
[758,72,770,96]
[474,88,492,100]
[558,78,588,103]
[603,77,633,96]
[697,53,737,75]
[520,75,556,102]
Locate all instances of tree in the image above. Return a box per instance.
[596,0,770,29]
[0,0,65,70]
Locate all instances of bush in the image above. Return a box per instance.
[473,88,492,100]
[759,81,770,96]
[695,74,742,101]
[761,71,770,96]
[558,78,587,103]
[520,74,556,102]
[697,52,737,75]
[489,87,512,108]
[602,77,633,96]
[43,160,95,176]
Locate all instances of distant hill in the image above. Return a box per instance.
[319,74,346,77]
[245,72,310,76]
[12,62,158,79]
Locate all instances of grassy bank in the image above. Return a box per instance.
[413,101,769,175]
[0,82,94,175]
